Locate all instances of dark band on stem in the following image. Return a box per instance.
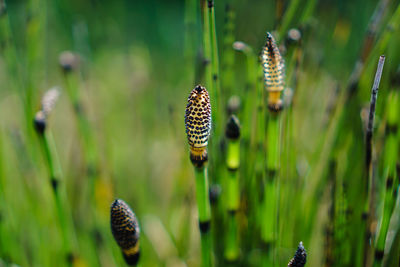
[260,240,273,251]
[386,176,394,188]
[190,153,208,168]
[386,123,398,134]
[268,102,284,113]
[207,0,214,8]
[123,251,140,266]
[209,184,221,205]
[374,249,384,260]
[51,178,59,191]
[266,169,277,178]
[66,253,75,264]
[34,116,46,135]
[199,220,211,233]
[361,212,369,220]
[228,209,238,215]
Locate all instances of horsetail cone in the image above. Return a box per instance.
[262,32,285,112]
[288,242,307,267]
[185,85,211,166]
[110,199,140,266]
[34,87,61,135]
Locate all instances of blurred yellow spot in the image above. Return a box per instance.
[95,178,114,218]
[333,19,351,45]
[73,257,88,267]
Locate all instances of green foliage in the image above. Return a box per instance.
[0,0,400,266]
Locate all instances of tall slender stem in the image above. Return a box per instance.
[195,166,212,267]
[363,55,385,267]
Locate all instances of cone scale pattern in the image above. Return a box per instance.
[288,242,307,267]
[262,32,285,112]
[110,199,140,266]
[185,85,211,165]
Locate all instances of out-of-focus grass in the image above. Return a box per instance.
[0,0,400,266]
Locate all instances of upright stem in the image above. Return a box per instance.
[363,55,385,267]
[224,119,240,262]
[278,0,301,39]
[261,114,281,265]
[194,165,212,267]
[38,130,74,265]
[206,0,222,136]
[373,88,399,265]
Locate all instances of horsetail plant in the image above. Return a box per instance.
[262,32,285,113]
[206,0,221,133]
[185,85,213,267]
[260,32,285,265]
[34,87,62,190]
[110,199,141,266]
[58,51,98,174]
[373,65,400,266]
[224,115,240,262]
[59,50,115,266]
[33,87,76,264]
[287,242,307,267]
[363,55,385,266]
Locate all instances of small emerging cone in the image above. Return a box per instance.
[262,32,285,112]
[59,51,80,72]
[288,242,307,267]
[110,199,141,266]
[225,114,240,140]
[185,85,212,167]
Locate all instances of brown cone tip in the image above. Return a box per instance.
[288,242,307,267]
[110,199,140,265]
[185,85,212,149]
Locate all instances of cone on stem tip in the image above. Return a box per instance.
[185,85,211,167]
[262,32,285,112]
[59,51,80,72]
[110,199,141,266]
[288,242,307,267]
[34,87,61,134]
[225,115,240,140]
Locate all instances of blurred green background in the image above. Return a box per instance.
[1,0,400,266]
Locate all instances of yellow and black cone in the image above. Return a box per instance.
[262,32,285,112]
[185,85,212,167]
[110,199,140,266]
[288,242,307,267]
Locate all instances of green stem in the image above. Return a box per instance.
[225,138,240,261]
[220,4,235,97]
[200,230,213,267]
[207,0,222,135]
[382,187,400,267]
[266,116,281,173]
[195,166,211,223]
[225,214,239,262]
[38,131,74,265]
[374,89,400,265]
[278,0,301,39]
[261,114,281,265]
[194,165,212,267]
